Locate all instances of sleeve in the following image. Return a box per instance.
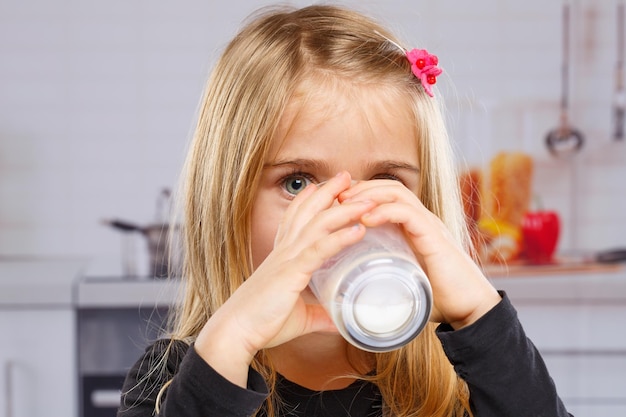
[117,339,269,417]
[436,292,573,417]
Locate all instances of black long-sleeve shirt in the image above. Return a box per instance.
[117,293,572,416]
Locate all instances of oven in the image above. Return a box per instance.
[76,277,177,417]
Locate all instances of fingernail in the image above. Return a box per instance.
[361,212,377,222]
[351,223,364,232]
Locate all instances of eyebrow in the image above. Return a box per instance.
[265,158,419,174]
[368,160,420,174]
[265,158,331,170]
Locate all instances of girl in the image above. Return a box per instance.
[118,5,571,417]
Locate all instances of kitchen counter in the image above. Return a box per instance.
[485,262,626,302]
[76,276,180,308]
[70,262,626,309]
[3,258,622,309]
[0,257,87,307]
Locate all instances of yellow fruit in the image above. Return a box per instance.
[477,218,522,264]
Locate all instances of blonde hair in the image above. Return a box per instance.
[165,5,471,416]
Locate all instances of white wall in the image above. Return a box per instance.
[1,0,625,275]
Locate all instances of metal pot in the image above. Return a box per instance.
[103,219,181,278]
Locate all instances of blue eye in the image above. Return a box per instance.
[282,174,313,196]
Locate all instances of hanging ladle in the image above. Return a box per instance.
[546,1,584,156]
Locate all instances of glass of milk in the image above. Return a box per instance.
[309,223,432,352]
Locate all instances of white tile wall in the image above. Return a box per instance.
[1,0,625,275]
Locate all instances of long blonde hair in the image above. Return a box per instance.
[167,5,471,416]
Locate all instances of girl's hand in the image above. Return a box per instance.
[339,180,501,330]
[194,172,375,387]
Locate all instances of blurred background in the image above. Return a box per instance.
[1,1,625,416]
[1,0,625,273]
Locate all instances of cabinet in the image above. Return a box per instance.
[0,259,82,417]
[0,308,76,417]
[491,266,626,417]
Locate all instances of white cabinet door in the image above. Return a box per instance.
[513,303,626,417]
[0,309,76,417]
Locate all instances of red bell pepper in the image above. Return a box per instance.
[522,210,560,264]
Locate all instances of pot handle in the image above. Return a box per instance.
[101,219,144,233]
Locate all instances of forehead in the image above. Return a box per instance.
[269,79,419,162]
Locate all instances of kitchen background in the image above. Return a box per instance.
[1,1,626,417]
[1,0,625,275]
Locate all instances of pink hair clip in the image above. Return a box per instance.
[374,32,442,98]
[406,49,443,97]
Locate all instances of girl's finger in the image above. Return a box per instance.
[285,199,376,250]
[276,171,352,243]
[338,178,407,203]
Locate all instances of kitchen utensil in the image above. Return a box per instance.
[103,219,181,278]
[103,189,181,278]
[546,2,584,156]
[614,1,625,140]
[596,248,626,263]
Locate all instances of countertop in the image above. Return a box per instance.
[76,262,626,308]
[2,257,624,309]
[76,276,180,308]
[486,261,626,302]
[0,257,179,308]
[0,257,87,307]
